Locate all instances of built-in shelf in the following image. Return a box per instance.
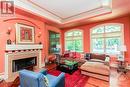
[6,44,43,51]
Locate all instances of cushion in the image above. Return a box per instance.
[84,53,91,60]
[104,56,110,65]
[75,52,81,58]
[91,54,106,61]
[63,53,70,57]
[80,61,109,75]
[89,59,105,63]
[43,75,49,87]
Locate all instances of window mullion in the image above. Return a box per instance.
[65,30,83,52]
[91,24,123,55]
[104,26,106,54]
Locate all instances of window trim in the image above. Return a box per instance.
[64,29,84,52]
[90,23,124,55]
[48,30,60,54]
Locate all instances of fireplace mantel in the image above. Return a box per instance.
[6,44,43,51]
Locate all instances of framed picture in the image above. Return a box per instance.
[15,23,35,44]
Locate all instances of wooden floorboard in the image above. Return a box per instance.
[4,63,130,87]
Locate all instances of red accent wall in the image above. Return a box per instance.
[61,16,130,63]
[0,10,61,73]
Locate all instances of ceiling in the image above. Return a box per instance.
[28,0,103,19]
[15,0,130,29]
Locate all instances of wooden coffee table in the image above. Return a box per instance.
[56,60,78,74]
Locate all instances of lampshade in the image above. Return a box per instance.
[120,45,127,52]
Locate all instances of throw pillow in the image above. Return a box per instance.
[90,59,105,63]
[84,53,91,60]
[43,75,49,87]
[91,54,106,61]
[104,56,110,66]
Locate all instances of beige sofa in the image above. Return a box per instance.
[80,53,110,81]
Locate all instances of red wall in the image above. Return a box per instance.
[0,8,130,74]
[0,10,61,73]
[61,16,130,63]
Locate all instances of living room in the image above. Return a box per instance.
[0,0,130,87]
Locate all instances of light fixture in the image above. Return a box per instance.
[6,27,12,44]
[37,32,41,38]
[117,45,127,61]
[38,32,42,44]
[7,27,12,35]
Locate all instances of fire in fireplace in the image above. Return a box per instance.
[12,57,37,72]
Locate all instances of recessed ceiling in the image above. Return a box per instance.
[15,0,112,24]
[14,0,130,29]
[29,0,102,19]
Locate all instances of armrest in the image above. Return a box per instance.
[51,72,65,87]
[57,72,65,80]
[19,69,45,87]
[39,69,47,75]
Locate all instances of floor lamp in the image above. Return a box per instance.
[117,45,128,81]
[117,45,127,61]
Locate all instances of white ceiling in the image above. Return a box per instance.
[29,0,102,19]
[15,0,112,24]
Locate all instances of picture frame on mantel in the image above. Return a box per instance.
[15,23,35,44]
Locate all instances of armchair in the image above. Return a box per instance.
[19,69,65,87]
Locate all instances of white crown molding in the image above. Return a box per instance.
[14,0,62,23]
[62,6,112,23]
[14,0,112,24]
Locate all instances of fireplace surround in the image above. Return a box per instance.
[4,44,43,79]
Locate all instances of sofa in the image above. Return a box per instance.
[61,51,86,66]
[80,53,110,81]
[19,69,65,87]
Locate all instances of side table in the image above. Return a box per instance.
[116,60,128,73]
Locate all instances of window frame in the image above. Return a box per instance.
[65,29,84,52]
[48,30,60,54]
[90,23,124,55]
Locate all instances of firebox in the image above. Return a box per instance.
[12,56,37,72]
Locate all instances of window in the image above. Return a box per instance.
[65,30,83,52]
[91,23,124,54]
[49,31,60,54]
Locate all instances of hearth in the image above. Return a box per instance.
[12,57,37,72]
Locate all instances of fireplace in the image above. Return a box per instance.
[12,57,37,72]
[4,50,44,79]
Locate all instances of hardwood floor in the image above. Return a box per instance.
[110,68,130,87]
[44,63,130,87]
[4,63,130,87]
[82,68,130,87]
[84,78,109,87]
[44,63,57,70]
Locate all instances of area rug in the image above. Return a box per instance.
[48,69,89,87]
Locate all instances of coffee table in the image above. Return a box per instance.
[56,60,78,74]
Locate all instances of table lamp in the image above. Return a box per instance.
[117,45,127,61]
